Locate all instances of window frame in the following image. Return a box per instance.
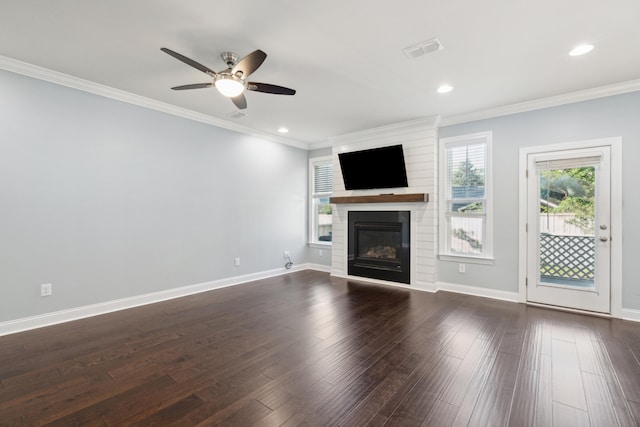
[309,155,333,247]
[439,132,494,264]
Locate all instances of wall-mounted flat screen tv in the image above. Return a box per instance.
[338,144,409,190]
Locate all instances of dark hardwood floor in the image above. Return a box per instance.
[1,270,639,426]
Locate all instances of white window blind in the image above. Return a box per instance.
[309,157,333,245]
[314,163,333,194]
[445,142,486,201]
[535,155,602,171]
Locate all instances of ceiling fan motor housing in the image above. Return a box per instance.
[221,52,239,68]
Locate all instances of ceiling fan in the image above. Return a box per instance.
[161,47,296,109]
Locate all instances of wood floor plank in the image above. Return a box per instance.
[450,316,510,427]
[466,351,520,427]
[535,354,553,427]
[518,317,544,373]
[508,365,538,426]
[133,393,208,426]
[376,339,456,419]
[582,371,620,427]
[421,400,459,427]
[1,270,639,425]
[552,401,591,427]
[551,338,588,411]
[575,326,603,375]
[601,337,640,402]
[384,353,461,425]
[440,337,493,407]
[42,374,177,426]
[337,369,412,426]
[628,399,640,426]
[589,337,637,427]
[254,379,334,427]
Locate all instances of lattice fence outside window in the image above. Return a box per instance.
[539,233,595,280]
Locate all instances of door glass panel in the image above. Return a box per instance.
[538,166,595,289]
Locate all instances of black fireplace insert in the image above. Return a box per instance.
[348,211,410,284]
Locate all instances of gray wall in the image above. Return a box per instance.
[438,91,640,310]
[0,69,309,323]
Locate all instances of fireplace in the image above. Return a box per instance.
[348,211,410,284]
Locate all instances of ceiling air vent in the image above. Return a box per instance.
[403,38,443,59]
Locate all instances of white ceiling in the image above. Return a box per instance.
[1,0,639,147]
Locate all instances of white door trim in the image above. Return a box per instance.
[518,137,622,318]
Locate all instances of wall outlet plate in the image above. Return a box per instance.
[41,283,52,296]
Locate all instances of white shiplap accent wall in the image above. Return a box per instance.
[329,117,439,292]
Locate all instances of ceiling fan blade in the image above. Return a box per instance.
[161,47,217,77]
[171,83,213,90]
[231,94,247,109]
[247,82,296,96]
[232,50,267,77]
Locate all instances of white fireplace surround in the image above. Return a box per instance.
[329,118,439,292]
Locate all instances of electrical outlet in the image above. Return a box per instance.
[458,263,466,274]
[41,283,52,296]
[234,258,240,267]
[283,251,290,258]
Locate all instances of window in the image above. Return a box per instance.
[439,132,493,261]
[309,156,333,245]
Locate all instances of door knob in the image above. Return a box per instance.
[599,236,608,242]
[599,224,608,230]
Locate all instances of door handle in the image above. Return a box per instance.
[599,236,608,242]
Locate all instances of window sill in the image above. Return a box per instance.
[439,254,494,265]
[308,242,332,249]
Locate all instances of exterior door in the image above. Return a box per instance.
[526,146,611,313]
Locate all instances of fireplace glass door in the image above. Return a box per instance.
[355,224,402,269]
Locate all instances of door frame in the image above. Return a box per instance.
[518,137,622,317]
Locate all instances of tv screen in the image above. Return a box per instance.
[338,144,409,190]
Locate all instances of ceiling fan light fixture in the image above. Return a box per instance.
[214,74,245,97]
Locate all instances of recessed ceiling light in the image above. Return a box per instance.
[569,44,594,56]
[278,127,289,134]
[437,84,453,94]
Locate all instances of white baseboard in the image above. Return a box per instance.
[331,274,517,302]
[414,281,438,293]
[436,281,520,302]
[0,265,308,337]
[621,308,640,323]
[330,272,402,288]
[330,272,437,292]
[306,263,332,273]
[3,267,634,337]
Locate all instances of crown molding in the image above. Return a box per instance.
[440,79,640,127]
[0,55,309,150]
[5,54,638,148]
